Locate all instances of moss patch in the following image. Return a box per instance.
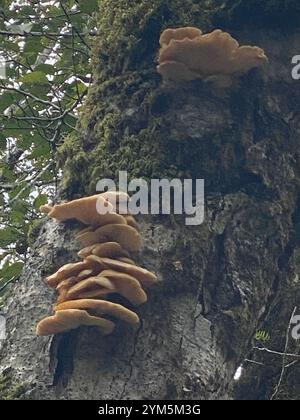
[57,0,216,197]
[56,0,279,198]
[0,371,26,400]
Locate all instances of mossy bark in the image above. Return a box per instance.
[0,0,300,400]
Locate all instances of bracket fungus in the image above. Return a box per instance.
[36,309,115,336]
[157,27,268,84]
[78,241,130,260]
[46,259,103,288]
[77,224,143,252]
[55,300,140,327]
[36,191,157,337]
[124,215,140,231]
[40,195,113,226]
[40,191,132,226]
[118,257,136,265]
[97,269,148,306]
[65,276,116,301]
[94,257,158,287]
[92,242,130,259]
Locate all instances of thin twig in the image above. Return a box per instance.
[244,359,264,366]
[270,307,297,400]
[284,360,298,369]
[59,1,91,49]
[0,84,60,111]
[0,30,97,37]
[253,346,300,359]
[9,162,52,204]
[0,277,17,294]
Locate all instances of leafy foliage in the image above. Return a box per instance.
[255,330,271,343]
[0,0,98,296]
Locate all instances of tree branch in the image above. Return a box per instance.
[0,84,61,111]
[0,30,97,38]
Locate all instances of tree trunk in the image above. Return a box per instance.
[1,0,300,400]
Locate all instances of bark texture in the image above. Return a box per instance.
[0,0,300,400]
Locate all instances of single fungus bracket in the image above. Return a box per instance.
[36,192,157,337]
[157,27,268,86]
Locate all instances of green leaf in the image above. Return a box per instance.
[0,193,5,207]
[28,140,51,159]
[10,210,26,224]
[79,0,98,13]
[10,23,33,34]
[0,165,17,182]
[0,261,24,282]
[10,199,28,216]
[33,194,48,210]
[19,71,49,85]
[35,64,55,75]
[9,183,29,200]
[0,0,95,274]
[0,133,7,151]
[0,251,9,262]
[17,5,35,16]
[17,135,34,150]
[0,91,16,113]
[0,227,21,247]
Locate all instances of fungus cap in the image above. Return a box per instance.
[78,224,143,252]
[56,277,78,291]
[100,191,130,214]
[66,276,116,300]
[46,261,91,288]
[36,309,115,336]
[78,242,132,261]
[56,299,140,327]
[124,215,140,231]
[100,191,130,203]
[78,245,97,259]
[92,242,130,259]
[77,226,95,236]
[118,257,136,265]
[158,27,268,82]
[40,195,114,226]
[160,27,202,48]
[99,269,148,306]
[97,257,157,287]
[46,258,104,288]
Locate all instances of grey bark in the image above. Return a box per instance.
[0,27,300,400]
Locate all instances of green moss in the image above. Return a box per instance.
[60,72,247,196]
[56,1,212,195]
[94,0,213,81]
[56,0,275,197]
[57,131,90,197]
[40,259,58,277]
[0,371,26,400]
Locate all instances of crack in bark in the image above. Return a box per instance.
[119,323,143,399]
[50,330,78,390]
[260,195,300,328]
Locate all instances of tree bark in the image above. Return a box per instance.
[1,0,300,400]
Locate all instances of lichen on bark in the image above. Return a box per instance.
[0,370,26,400]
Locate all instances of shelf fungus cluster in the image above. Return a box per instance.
[36,192,157,337]
[157,27,268,85]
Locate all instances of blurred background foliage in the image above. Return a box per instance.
[0,0,98,302]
